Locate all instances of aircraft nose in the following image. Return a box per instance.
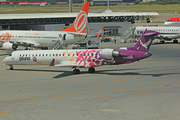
[3,57,7,64]
[164,22,170,26]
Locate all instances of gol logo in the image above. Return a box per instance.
[74,10,87,33]
[0,33,12,43]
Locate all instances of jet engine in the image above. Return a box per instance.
[2,42,18,50]
[101,49,123,59]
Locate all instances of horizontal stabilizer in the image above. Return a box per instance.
[144,32,159,36]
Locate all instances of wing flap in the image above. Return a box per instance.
[49,59,84,67]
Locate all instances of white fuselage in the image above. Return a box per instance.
[164,21,180,26]
[3,49,104,68]
[0,30,86,47]
[134,26,180,40]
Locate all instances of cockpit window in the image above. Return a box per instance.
[165,20,173,22]
[9,54,12,56]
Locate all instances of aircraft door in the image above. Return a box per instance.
[63,34,66,40]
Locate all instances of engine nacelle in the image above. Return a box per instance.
[2,42,18,50]
[101,49,121,59]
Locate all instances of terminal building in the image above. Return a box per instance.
[0,11,159,38]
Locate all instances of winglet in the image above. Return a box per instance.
[50,59,55,66]
[96,25,104,37]
[61,2,90,33]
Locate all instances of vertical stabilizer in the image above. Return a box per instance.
[61,2,90,33]
[96,25,104,37]
[128,30,160,52]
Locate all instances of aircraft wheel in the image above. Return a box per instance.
[73,69,80,74]
[76,69,80,74]
[25,47,29,50]
[88,67,95,73]
[160,41,165,44]
[173,40,178,43]
[9,65,13,70]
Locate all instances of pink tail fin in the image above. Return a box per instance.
[61,2,90,33]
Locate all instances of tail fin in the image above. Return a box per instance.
[61,2,90,33]
[128,30,160,52]
[96,25,104,37]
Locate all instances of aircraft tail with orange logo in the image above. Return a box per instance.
[96,25,104,37]
[61,2,90,34]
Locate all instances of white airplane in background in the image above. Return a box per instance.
[134,26,180,43]
[164,17,180,26]
[0,2,90,50]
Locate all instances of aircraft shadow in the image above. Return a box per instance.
[11,68,145,78]
[10,68,179,79]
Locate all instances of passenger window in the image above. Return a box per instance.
[53,54,55,56]
[20,54,21,56]
[42,54,44,56]
[46,54,48,56]
[32,54,34,57]
[59,54,61,56]
[39,54,41,56]
[49,54,51,56]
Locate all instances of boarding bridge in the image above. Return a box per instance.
[120,26,136,43]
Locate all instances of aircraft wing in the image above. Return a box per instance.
[9,40,40,47]
[68,32,87,37]
[50,59,84,67]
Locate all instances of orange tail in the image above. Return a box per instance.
[96,25,104,37]
[61,2,90,33]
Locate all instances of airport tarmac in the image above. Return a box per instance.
[0,41,180,120]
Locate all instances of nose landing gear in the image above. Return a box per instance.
[9,65,13,70]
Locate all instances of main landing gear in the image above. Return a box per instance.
[73,68,80,74]
[88,67,95,73]
[72,67,95,74]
